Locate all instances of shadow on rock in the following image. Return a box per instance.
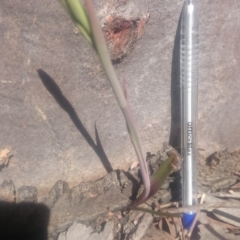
[37,69,113,174]
[0,201,49,240]
[169,10,182,151]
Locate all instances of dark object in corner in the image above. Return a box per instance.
[0,201,49,240]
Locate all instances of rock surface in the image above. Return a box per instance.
[58,221,114,240]
[46,170,132,239]
[121,210,153,240]
[17,185,38,203]
[0,180,15,202]
[0,147,239,239]
[1,0,240,195]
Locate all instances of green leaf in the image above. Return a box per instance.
[131,150,180,207]
[59,0,92,44]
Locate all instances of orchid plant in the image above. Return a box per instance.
[58,0,179,207]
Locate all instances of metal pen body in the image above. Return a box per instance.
[180,0,199,208]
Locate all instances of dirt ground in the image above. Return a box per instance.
[0,144,240,240]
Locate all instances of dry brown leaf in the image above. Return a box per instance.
[0,148,10,158]
[0,148,10,167]
[213,192,240,199]
[130,161,139,169]
[227,227,240,235]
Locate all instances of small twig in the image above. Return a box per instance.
[129,206,181,217]
[163,202,240,214]
[213,192,240,199]
[186,194,205,239]
[160,202,179,209]
[179,218,186,240]
[234,171,240,177]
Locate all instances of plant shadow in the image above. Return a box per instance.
[0,201,49,240]
[169,12,182,152]
[37,69,113,173]
[168,10,183,202]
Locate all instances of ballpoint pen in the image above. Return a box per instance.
[180,0,199,229]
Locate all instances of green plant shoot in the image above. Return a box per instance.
[59,0,151,200]
[58,0,180,206]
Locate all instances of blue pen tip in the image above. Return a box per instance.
[182,212,196,229]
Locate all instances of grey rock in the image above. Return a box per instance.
[17,185,38,202]
[141,225,175,240]
[89,221,114,240]
[57,221,92,240]
[198,149,240,193]
[0,180,15,202]
[43,180,70,209]
[48,171,130,238]
[57,232,66,240]
[0,0,240,196]
[122,210,153,240]
[58,221,113,240]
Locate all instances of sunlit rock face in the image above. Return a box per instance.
[1,0,240,194]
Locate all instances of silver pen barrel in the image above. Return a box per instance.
[180,0,199,209]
